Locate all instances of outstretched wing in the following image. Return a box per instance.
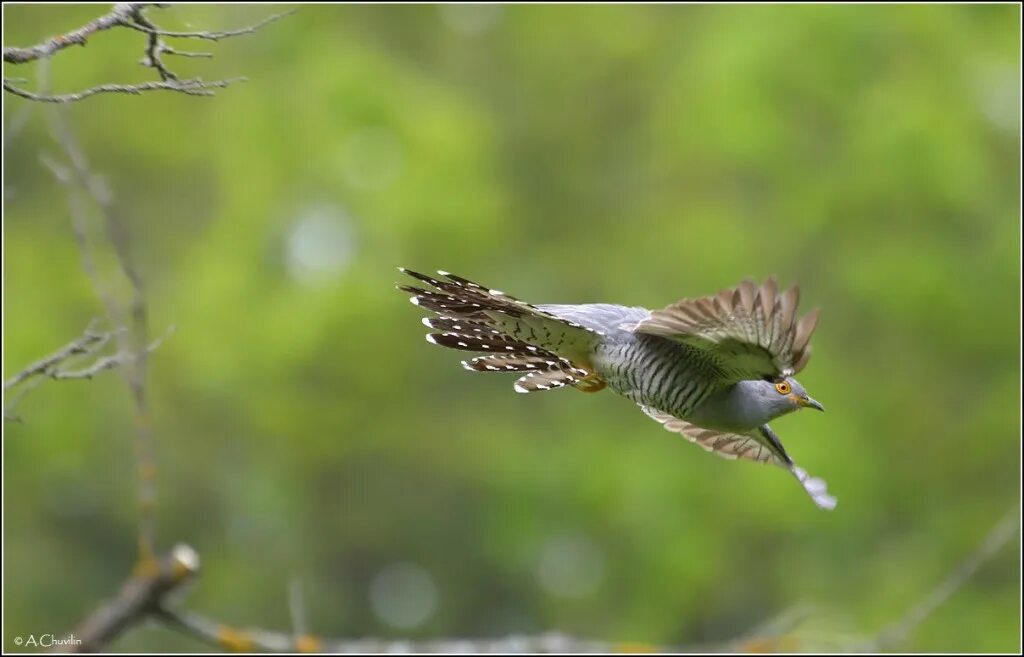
[629,279,819,382]
[639,406,785,465]
[640,406,836,510]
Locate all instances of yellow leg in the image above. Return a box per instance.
[574,373,607,393]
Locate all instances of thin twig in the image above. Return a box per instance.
[51,328,176,381]
[2,90,35,154]
[873,506,1020,650]
[40,148,120,322]
[5,77,245,103]
[118,10,295,42]
[161,45,213,59]
[1,322,171,421]
[3,322,109,392]
[727,604,815,653]
[287,577,308,639]
[3,378,43,422]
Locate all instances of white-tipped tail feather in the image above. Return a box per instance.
[398,268,601,393]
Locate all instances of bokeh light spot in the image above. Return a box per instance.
[284,204,355,285]
[369,562,439,630]
[536,533,606,599]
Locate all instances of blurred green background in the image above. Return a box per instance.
[3,3,1020,652]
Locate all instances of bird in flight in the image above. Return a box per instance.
[397,268,835,510]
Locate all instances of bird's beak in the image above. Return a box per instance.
[803,396,825,412]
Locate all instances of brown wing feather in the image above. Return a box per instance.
[640,406,782,465]
[631,278,819,381]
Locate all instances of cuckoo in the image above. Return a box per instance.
[398,268,835,510]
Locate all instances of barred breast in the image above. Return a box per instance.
[592,331,725,419]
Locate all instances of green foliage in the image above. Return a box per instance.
[3,4,1019,652]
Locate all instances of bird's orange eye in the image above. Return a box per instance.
[775,381,791,395]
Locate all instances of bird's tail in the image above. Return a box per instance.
[397,268,606,393]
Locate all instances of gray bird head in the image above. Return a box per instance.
[743,377,825,422]
[688,377,825,433]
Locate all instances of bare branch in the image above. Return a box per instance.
[2,5,290,65]
[157,609,629,654]
[45,101,161,566]
[57,544,200,654]
[873,506,1020,650]
[5,77,246,103]
[4,4,289,103]
[2,3,147,64]
[154,588,813,654]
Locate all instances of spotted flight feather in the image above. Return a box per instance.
[398,267,603,393]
